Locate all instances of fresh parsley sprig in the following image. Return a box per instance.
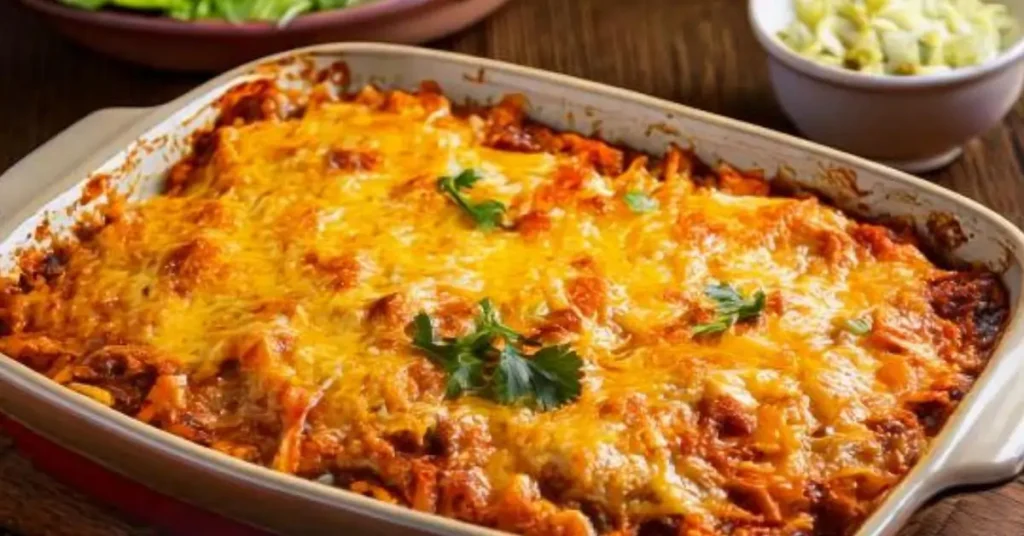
[692,283,766,336]
[437,169,506,230]
[477,298,523,342]
[412,313,486,398]
[412,299,583,410]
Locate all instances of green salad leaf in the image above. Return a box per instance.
[57,0,367,25]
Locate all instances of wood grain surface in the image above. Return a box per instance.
[2,0,1024,535]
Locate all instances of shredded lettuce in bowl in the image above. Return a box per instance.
[778,0,1020,75]
[57,0,371,25]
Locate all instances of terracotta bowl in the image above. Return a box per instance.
[17,0,511,72]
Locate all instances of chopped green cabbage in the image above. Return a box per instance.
[57,0,370,25]
[778,0,1020,75]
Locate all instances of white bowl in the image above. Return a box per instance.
[749,0,1024,173]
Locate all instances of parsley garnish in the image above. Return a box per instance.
[692,283,766,336]
[524,345,584,410]
[437,169,506,230]
[477,298,522,342]
[412,299,583,410]
[495,344,533,403]
[844,316,873,336]
[623,191,659,213]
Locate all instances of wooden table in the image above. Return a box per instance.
[1,0,1023,535]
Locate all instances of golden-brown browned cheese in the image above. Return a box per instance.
[0,80,1008,536]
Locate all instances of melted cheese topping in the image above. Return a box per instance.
[0,84,1001,536]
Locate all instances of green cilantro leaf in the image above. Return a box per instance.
[437,169,507,230]
[412,313,445,358]
[451,168,481,189]
[443,352,485,398]
[412,313,487,397]
[411,299,583,411]
[495,345,533,404]
[844,316,873,336]
[692,283,766,336]
[477,298,522,342]
[528,345,584,411]
[623,191,659,214]
[690,317,733,336]
[704,283,766,319]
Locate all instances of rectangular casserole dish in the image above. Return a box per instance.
[0,43,1023,536]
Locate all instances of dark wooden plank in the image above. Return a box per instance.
[0,0,1022,535]
[0,1,203,172]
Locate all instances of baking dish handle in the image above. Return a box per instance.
[931,344,1024,488]
[0,108,149,202]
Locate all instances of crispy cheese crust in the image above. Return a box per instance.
[0,79,1008,536]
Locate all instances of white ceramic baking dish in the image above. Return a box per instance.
[0,43,1022,536]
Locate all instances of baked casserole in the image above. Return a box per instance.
[0,77,1009,536]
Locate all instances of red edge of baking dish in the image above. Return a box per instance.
[0,414,267,536]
